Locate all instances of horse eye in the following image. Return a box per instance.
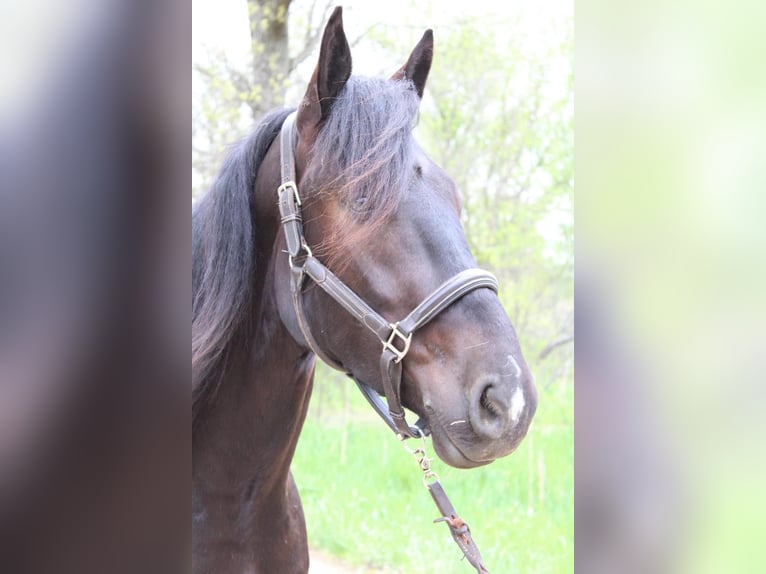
[351,196,369,211]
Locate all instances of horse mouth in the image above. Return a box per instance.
[423,406,494,470]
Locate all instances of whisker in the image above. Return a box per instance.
[464,341,490,350]
[449,420,467,427]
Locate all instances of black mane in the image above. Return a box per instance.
[192,108,292,417]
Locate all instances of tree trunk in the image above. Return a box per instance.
[247,0,291,118]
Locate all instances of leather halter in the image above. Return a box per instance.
[277,112,499,439]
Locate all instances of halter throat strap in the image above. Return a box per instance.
[276,112,498,439]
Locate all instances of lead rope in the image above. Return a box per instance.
[402,437,490,574]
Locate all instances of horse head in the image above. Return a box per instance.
[275,7,537,469]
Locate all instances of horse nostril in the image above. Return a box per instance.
[479,385,503,419]
[470,380,512,440]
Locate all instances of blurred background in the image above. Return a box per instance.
[193,1,573,572]
[1,1,188,572]
[577,0,766,573]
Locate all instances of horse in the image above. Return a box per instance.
[192,7,537,573]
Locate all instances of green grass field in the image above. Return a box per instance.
[293,364,573,573]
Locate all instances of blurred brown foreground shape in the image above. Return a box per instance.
[0,1,188,573]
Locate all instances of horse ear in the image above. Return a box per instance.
[391,29,434,99]
[297,6,352,137]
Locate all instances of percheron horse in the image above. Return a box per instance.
[192,7,537,573]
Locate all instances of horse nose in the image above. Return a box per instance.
[469,372,532,440]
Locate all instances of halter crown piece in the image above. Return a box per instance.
[276,112,493,573]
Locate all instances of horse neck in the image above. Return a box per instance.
[193,139,315,501]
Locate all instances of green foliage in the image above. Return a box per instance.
[293,363,573,573]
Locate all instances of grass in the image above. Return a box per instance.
[292,363,573,573]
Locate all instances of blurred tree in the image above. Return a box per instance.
[248,0,291,119]
[193,0,333,197]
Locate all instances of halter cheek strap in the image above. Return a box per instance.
[277,112,498,439]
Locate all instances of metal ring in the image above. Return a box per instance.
[422,470,441,488]
[299,238,313,258]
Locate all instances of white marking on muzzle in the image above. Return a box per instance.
[507,354,522,379]
[509,387,526,423]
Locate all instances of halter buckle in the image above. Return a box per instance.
[277,180,301,206]
[384,323,412,363]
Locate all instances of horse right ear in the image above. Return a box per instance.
[296,6,352,140]
[391,29,434,99]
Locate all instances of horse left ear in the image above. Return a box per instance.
[297,6,352,138]
[391,29,434,99]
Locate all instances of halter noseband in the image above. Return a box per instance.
[277,112,499,440]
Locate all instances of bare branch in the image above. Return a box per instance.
[538,335,574,361]
[288,0,333,73]
[349,24,380,49]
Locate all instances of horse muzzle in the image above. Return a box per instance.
[421,359,538,469]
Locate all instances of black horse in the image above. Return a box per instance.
[192,8,537,573]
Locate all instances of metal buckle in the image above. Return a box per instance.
[277,180,301,206]
[383,323,412,363]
